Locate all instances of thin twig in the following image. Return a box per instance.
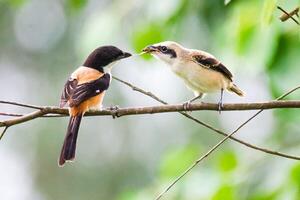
[279,7,299,21]
[277,6,300,25]
[155,111,262,200]
[0,100,42,110]
[113,76,300,160]
[2,101,300,128]
[154,85,300,200]
[0,112,23,117]
[1,100,300,160]
[0,79,300,162]
[0,126,8,140]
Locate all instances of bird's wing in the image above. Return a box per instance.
[60,78,78,108]
[192,53,233,81]
[69,73,111,107]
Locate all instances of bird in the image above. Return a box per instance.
[142,41,244,112]
[59,46,131,166]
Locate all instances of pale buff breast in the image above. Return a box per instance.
[71,66,103,84]
[171,61,230,94]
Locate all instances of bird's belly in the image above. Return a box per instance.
[173,64,229,93]
[69,92,105,116]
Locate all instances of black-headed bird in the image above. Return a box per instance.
[59,46,131,166]
[142,41,244,111]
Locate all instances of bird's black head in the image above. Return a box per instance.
[83,46,131,72]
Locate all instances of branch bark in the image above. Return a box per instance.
[277,6,300,25]
[112,77,300,161]
[1,100,300,127]
[154,85,300,200]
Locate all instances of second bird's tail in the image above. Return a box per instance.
[59,114,83,167]
[228,83,245,97]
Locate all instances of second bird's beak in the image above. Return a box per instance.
[142,45,158,53]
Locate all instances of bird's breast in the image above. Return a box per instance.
[170,62,230,93]
[69,66,105,116]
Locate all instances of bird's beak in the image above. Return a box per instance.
[119,52,132,59]
[142,45,158,53]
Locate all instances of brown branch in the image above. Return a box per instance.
[0,126,8,140]
[155,111,262,200]
[0,100,42,110]
[0,112,24,117]
[2,101,300,127]
[0,112,62,118]
[113,76,300,160]
[1,79,300,162]
[277,6,300,25]
[154,85,300,200]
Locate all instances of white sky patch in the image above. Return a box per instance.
[0,147,44,200]
[14,0,66,52]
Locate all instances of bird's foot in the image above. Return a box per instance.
[183,100,192,112]
[218,102,223,114]
[108,105,120,119]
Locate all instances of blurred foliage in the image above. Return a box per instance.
[217,150,238,173]
[212,185,236,200]
[131,23,165,59]
[67,0,87,10]
[159,145,200,179]
[262,0,277,26]
[1,0,300,200]
[1,0,28,8]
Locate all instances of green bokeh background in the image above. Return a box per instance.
[1,0,300,199]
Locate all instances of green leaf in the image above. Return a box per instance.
[261,0,277,25]
[159,145,200,179]
[131,23,165,60]
[217,150,238,173]
[212,185,235,200]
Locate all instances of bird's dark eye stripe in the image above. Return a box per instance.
[160,46,168,52]
[158,46,177,58]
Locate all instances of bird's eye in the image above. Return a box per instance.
[161,46,168,52]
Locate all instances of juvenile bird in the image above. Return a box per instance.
[59,46,131,166]
[142,41,244,111]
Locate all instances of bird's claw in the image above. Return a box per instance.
[108,105,120,119]
[183,101,192,112]
[218,102,223,114]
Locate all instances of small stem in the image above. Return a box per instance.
[277,6,300,25]
[0,100,43,110]
[0,126,9,140]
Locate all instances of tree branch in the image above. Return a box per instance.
[112,76,300,159]
[110,77,300,199]
[1,78,300,164]
[1,101,300,127]
[0,126,8,140]
[277,6,300,25]
[154,85,300,200]
[0,112,23,117]
[0,100,42,110]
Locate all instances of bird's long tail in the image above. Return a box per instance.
[59,114,83,167]
[228,83,245,97]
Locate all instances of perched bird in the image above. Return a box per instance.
[142,41,244,111]
[59,46,131,166]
